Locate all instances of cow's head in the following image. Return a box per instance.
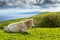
[26,18,35,28]
[21,18,35,32]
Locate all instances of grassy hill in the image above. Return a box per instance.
[0,12,57,28]
[0,12,60,40]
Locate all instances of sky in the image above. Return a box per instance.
[0,0,60,12]
[0,8,60,14]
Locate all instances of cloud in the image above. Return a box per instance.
[0,8,60,14]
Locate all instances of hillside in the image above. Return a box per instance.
[0,12,60,28]
[0,12,60,40]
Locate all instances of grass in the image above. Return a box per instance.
[0,28,60,40]
[0,12,60,40]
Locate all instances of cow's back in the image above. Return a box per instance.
[8,22,22,32]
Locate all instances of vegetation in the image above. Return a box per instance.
[0,28,60,40]
[0,12,60,40]
[33,12,60,27]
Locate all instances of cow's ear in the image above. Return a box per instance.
[29,19,33,21]
[27,20,31,23]
[25,21,28,24]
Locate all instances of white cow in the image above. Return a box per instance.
[4,19,35,33]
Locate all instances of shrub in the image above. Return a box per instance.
[40,14,60,27]
[33,12,60,27]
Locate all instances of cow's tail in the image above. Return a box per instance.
[4,26,7,32]
[4,26,12,33]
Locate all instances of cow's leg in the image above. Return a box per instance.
[21,29,28,33]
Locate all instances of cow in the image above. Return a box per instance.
[4,18,35,33]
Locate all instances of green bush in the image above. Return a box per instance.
[34,13,60,27]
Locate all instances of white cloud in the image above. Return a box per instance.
[0,8,60,14]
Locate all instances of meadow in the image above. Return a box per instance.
[0,12,60,40]
[0,28,60,40]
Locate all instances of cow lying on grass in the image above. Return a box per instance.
[4,19,35,33]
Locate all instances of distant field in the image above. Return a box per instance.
[0,12,60,40]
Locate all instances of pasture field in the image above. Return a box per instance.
[0,12,60,40]
[0,28,60,40]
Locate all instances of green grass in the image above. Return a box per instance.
[0,12,60,40]
[0,28,60,40]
